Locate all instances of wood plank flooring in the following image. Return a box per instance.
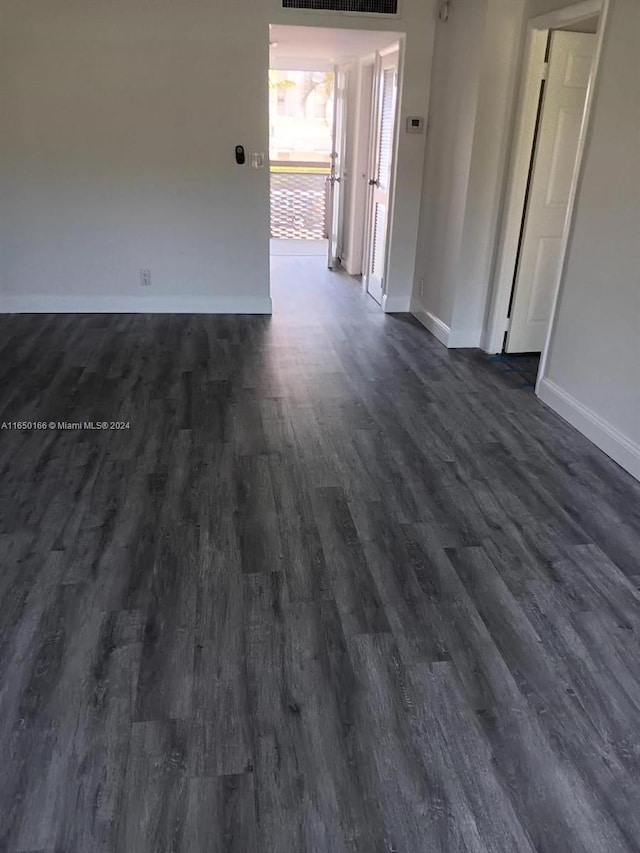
[1,257,640,852]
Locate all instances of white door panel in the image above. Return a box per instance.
[527,237,563,322]
[562,51,593,87]
[364,52,398,306]
[507,31,596,353]
[545,109,585,205]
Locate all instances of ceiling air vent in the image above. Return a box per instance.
[282,0,398,14]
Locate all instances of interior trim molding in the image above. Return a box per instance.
[412,308,483,349]
[538,378,640,481]
[412,308,450,346]
[0,295,274,315]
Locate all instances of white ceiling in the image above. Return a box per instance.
[269,25,401,66]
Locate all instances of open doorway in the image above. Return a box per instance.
[485,1,604,385]
[269,66,335,262]
[268,25,402,307]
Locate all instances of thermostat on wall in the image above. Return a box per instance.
[406,116,424,134]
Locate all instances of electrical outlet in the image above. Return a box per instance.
[140,269,151,287]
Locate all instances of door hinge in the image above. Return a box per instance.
[541,61,549,80]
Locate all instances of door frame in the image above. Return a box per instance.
[361,40,403,305]
[483,0,608,363]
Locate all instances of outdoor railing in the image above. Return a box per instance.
[270,161,331,240]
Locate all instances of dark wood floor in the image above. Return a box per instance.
[1,257,640,853]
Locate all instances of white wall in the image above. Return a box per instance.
[0,0,435,314]
[410,0,526,346]
[449,0,525,346]
[411,0,487,338]
[0,1,271,313]
[538,0,640,480]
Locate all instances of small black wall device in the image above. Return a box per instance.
[235,145,246,165]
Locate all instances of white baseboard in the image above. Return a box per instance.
[412,308,450,347]
[382,294,411,313]
[538,378,640,481]
[0,294,273,315]
[411,307,484,350]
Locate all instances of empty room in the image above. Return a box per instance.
[1,0,639,851]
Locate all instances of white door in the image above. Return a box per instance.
[327,66,347,270]
[364,51,398,305]
[506,31,596,353]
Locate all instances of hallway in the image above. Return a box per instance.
[1,256,640,852]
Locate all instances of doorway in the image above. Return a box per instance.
[485,1,604,363]
[268,25,402,307]
[269,66,336,261]
[506,29,597,353]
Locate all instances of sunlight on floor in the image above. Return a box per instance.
[270,238,328,257]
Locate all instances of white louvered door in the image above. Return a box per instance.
[327,66,347,270]
[364,51,398,305]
